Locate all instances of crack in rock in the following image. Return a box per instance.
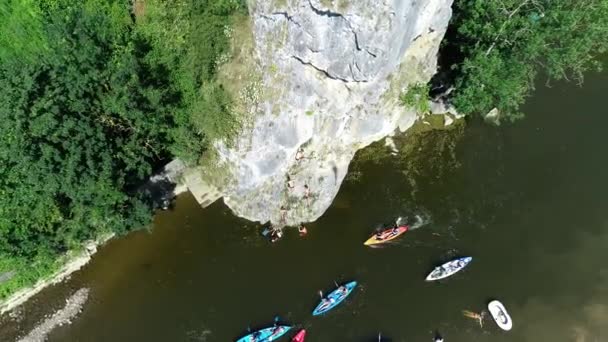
[271,11,302,28]
[307,0,343,18]
[306,0,376,80]
[292,55,359,83]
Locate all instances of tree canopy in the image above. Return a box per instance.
[0,0,244,298]
[442,0,608,119]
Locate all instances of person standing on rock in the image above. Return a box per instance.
[280,206,287,223]
[286,175,295,189]
[295,148,305,161]
[303,184,311,205]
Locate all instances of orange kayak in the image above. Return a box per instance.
[364,225,409,245]
[292,329,306,342]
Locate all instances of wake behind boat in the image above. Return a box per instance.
[425,257,472,281]
[488,300,513,331]
[312,281,357,316]
[236,325,292,342]
[364,225,409,246]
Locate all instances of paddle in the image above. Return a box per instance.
[378,332,382,341]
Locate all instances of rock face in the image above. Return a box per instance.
[215,0,453,225]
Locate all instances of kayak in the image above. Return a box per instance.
[236,325,292,342]
[488,300,513,331]
[364,225,409,246]
[425,256,472,281]
[312,281,357,316]
[291,329,306,342]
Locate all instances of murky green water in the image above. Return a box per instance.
[2,73,608,342]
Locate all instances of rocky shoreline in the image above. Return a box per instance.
[17,288,89,342]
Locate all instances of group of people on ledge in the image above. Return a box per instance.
[264,147,311,243]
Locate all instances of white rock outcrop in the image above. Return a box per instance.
[215,0,453,225]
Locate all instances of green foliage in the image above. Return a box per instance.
[0,0,166,259]
[446,0,608,119]
[400,83,431,114]
[0,0,47,63]
[0,0,245,298]
[137,0,246,162]
[0,254,58,299]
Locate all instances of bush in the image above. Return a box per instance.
[400,83,431,114]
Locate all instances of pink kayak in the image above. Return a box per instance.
[292,329,306,342]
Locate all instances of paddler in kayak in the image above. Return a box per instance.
[268,326,285,339]
[391,224,400,234]
[375,224,399,241]
[387,224,400,237]
[318,297,335,311]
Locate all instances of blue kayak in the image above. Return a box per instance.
[312,281,357,316]
[235,325,292,342]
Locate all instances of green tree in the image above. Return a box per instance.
[0,0,246,298]
[0,0,176,296]
[137,0,245,162]
[0,0,48,63]
[443,0,608,119]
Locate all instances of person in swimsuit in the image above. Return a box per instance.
[295,148,305,161]
[298,224,308,236]
[280,206,287,223]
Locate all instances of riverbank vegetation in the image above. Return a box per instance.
[436,0,608,120]
[0,0,245,299]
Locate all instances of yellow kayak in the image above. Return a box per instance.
[364,225,409,246]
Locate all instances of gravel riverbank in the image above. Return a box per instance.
[17,288,89,342]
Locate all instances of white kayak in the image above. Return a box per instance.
[488,300,513,331]
[425,257,472,281]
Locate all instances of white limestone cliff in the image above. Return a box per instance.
[213,0,453,226]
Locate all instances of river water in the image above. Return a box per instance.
[2,73,608,342]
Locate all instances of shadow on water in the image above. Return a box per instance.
[1,72,608,341]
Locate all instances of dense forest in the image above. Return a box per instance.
[0,0,244,297]
[0,0,606,299]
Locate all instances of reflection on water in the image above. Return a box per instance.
[1,72,607,341]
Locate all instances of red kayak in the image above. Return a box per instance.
[364,225,409,246]
[292,329,306,342]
